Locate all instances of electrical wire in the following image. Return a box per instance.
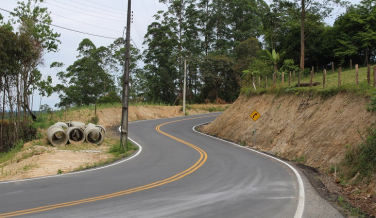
[1,7,140,49]
[142,0,152,23]
[68,0,126,15]
[51,24,119,39]
[52,13,122,33]
[86,0,126,12]
[48,0,126,18]
[0,8,119,40]
[44,2,126,21]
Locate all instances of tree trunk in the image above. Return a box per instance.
[338,67,342,87]
[355,64,359,85]
[367,64,371,85]
[299,0,305,87]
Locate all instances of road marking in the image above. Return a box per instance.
[0,116,211,217]
[193,122,305,218]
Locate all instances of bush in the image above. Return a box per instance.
[342,126,376,182]
[367,92,376,112]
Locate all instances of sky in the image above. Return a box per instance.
[1,0,361,111]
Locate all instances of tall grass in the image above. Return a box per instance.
[0,140,24,165]
[342,126,376,183]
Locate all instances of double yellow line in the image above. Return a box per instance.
[0,117,209,217]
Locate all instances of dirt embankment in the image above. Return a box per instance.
[203,93,375,170]
[202,93,376,215]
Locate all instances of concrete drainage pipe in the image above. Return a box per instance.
[84,124,105,145]
[47,124,69,146]
[66,126,85,144]
[67,121,85,128]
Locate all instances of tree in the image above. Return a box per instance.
[333,0,376,66]
[10,0,60,120]
[55,39,116,107]
[295,0,348,85]
[200,55,237,102]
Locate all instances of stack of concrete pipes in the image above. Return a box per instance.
[47,121,106,146]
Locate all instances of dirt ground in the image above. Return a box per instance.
[0,104,227,182]
[202,93,376,217]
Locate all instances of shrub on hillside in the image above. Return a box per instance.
[343,126,376,182]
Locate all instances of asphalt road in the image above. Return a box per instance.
[0,113,343,217]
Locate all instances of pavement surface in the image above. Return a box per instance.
[0,113,343,217]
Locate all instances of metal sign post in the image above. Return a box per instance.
[254,121,256,147]
[249,110,261,147]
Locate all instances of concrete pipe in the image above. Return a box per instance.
[66,126,85,144]
[47,125,69,146]
[54,122,68,129]
[67,121,85,128]
[84,124,104,145]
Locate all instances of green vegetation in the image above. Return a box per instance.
[241,66,376,98]
[342,126,376,183]
[337,195,365,218]
[57,169,63,174]
[0,140,24,166]
[109,141,138,157]
[367,92,376,112]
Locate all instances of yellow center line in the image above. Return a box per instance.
[0,115,214,218]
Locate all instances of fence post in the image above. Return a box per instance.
[265,76,267,88]
[367,64,371,85]
[282,71,284,86]
[355,64,359,85]
[338,67,342,87]
[289,71,291,86]
[374,66,376,88]
[293,70,295,82]
[350,59,352,70]
[323,69,326,88]
[332,62,334,74]
[312,66,314,75]
[310,69,313,87]
[273,73,276,85]
[258,76,261,87]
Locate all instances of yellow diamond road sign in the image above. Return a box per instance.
[250,110,261,121]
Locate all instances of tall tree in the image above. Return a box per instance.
[55,39,115,107]
[10,0,60,119]
[333,0,376,66]
[295,0,347,85]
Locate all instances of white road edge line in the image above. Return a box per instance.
[0,137,143,185]
[192,122,305,218]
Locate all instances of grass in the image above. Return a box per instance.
[0,140,24,166]
[241,65,376,98]
[342,125,376,183]
[338,195,366,218]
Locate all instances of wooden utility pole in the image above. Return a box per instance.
[183,58,186,116]
[120,0,131,150]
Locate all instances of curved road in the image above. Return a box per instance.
[0,114,342,217]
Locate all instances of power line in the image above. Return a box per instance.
[68,0,126,15]
[51,24,119,39]
[86,0,126,12]
[44,2,125,22]
[0,7,119,40]
[52,13,122,33]
[141,0,152,23]
[1,7,140,49]
[47,1,126,19]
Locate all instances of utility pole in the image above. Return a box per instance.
[120,0,131,150]
[183,58,186,116]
